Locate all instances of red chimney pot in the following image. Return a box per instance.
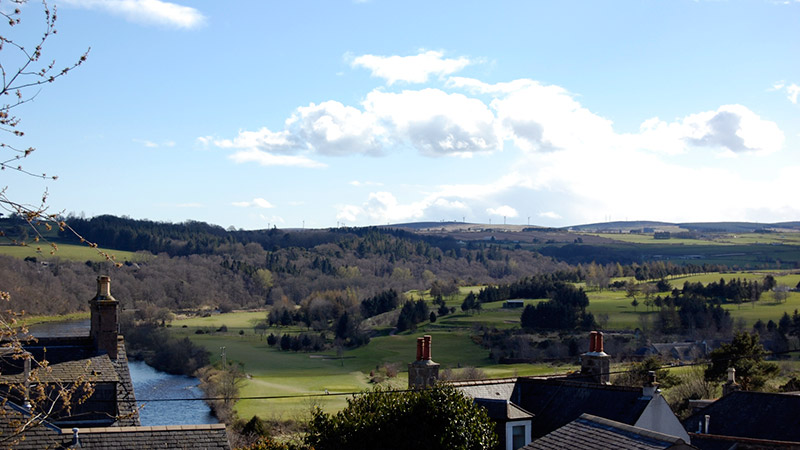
[423,335,432,360]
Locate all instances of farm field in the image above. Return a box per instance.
[0,242,140,262]
[584,232,800,246]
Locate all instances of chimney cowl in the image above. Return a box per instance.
[93,276,117,302]
[642,370,659,398]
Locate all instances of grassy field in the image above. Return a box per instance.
[0,242,141,262]
[584,232,800,246]
[171,311,569,420]
[166,270,800,420]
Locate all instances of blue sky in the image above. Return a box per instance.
[4,0,799,229]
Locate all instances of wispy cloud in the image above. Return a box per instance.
[133,138,176,148]
[59,0,206,29]
[351,50,472,85]
[232,198,275,209]
[349,180,384,187]
[539,211,561,220]
[228,148,326,168]
[772,81,800,104]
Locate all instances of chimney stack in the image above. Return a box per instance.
[722,367,741,396]
[580,331,610,384]
[408,335,440,390]
[89,276,119,359]
[642,370,659,397]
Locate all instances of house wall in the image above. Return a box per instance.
[634,395,690,442]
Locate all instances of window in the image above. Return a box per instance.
[512,424,526,449]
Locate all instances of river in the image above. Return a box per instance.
[128,360,217,426]
[28,320,217,426]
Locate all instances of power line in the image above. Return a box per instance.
[135,346,800,403]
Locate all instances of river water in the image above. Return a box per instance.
[128,360,217,426]
[28,320,217,426]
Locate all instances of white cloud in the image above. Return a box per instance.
[481,79,617,153]
[175,202,203,208]
[635,104,784,155]
[134,138,176,148]
[233,198,274,209]
[539,211,562,220]
[787,84,800,104]
[288,101,385,156]
[349,180,384,187]
[228,148,325,168]
[364,88,500,156]
[214,88,500,161]
[59,0,206,29]
[214,128,299,153]
[351,50,471,85]
[487,205,518,218]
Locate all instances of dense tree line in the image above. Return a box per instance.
[360,289,400,318]
[519,284,595,330]
[0,254,263,316]
[395,299,430,332]
[681,277,768,303]
[476,272,581,303]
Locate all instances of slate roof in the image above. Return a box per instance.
[0,335,140,427]
[523,413,695,450]
[110,339,139,427]
[682,391,800,442]
[0,401,230,450]
[453,377,517,401]
[67,424,230,449]
[0,354,119,384]
[473,398,533,422]
[514,377,652,439]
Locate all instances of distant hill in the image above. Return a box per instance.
[567,221,679,232]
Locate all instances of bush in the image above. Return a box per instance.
[306,385,497,450]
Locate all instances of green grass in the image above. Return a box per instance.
[586,272,800,329]
[174,311,267,330]
[582,233,724,246]
[20,311,90,326]
[169,271,800,420]
[0,242,141,262]
[170,311,567,420]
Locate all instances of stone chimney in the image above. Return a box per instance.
[89,276,119,359]
[408,335,440,389]
[580,331,610,384]
[722,367,741,396]
[642,370,659,397]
